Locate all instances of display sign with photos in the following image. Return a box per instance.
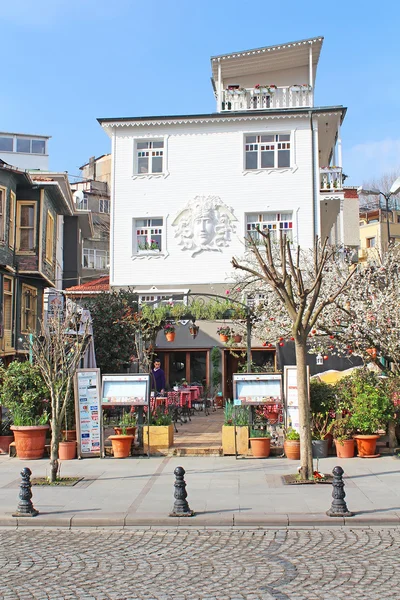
[102,374,151,406]
[74,368,102,458]
[233,373,282,405]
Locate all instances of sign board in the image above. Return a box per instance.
[232,373,282,405]
[101,374,151,406]
[74,368,102,458]
[283,366,309,433]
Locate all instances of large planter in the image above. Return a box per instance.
[108,435,134,458]
[143,425,174,455]
[58,441,76,460]
[62,429,77,442]
[250,437,271,458]
[312,439,329,459]
[222,425,249,455]
[0,435,14,455]
[335,439,355,459]
[284,439,300,460]
[165,332,175,342]
[114,426,136,437]
[354,434,380,457]
[11,425,49,460]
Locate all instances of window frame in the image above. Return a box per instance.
[244,132,291,171]
[16,201,36,254]
[133,217,165,256]
[245,212,294,244]
[45,210,55,264]
[133,138,165,176]
[15,137,46,155]
[82,248,109,269]
[9,190,16,249]
[2,276,14,349]
[21,284,38,334]
[99,199,110,213]
[0,186,6,243]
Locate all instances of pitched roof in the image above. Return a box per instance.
[65,276,110,294]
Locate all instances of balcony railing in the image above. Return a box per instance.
[219,85,313,112]
[320,167,343,192]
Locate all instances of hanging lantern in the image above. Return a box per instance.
[316,353,323,365]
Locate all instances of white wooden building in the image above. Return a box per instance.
[98,36,359,392]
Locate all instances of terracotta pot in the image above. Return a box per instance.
[11,425,49,460]
[62,429,77,442]
[250,437,271,458]
[114,426,136,436]
[165,332,175,342]
[108,435,134,458]
[354,434,380,457]
[267,411,279,423]
[0,435,14,455]
[219,334,229,342]
[58,441,76,460]
[335,439,355,458]
[232,335,242,343]
[284,439,300,460]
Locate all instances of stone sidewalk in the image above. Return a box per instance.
[1,453,400,528]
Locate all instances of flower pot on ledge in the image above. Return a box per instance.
[165,332,175,342]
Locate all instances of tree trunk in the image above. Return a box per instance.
[49,421,60,483]
[388,419,398,449]
[294,339,313,480]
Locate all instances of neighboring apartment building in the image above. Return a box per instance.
[358,205,400,262]
[0,131,50,171]
[0,161,74,363]
[98,36,359,393]
[70,155,111,283]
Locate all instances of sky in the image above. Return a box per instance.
[2,0,400,186]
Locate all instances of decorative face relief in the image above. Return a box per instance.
[172,196,237,257]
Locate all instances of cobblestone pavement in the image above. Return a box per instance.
[0,528,399,600]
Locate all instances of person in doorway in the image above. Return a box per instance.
[151,360,166,395]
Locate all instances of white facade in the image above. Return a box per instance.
[100,37,355,291]
[0,131,50,171]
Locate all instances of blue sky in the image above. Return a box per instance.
[2,0,399,185]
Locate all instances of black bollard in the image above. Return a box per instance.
[169,466,194,517]
[326,466,354,517]
[13,468,39,518]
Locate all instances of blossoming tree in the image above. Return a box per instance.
[231,231,354,480]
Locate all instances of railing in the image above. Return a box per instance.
[320,167,343,192]
[219,86,313,112]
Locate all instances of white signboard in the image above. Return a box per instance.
[233,373,282,405]
[74,368,102,458]
[102,374,150,405]
[283,366,309,433]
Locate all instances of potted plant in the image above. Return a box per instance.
[284,428,300,460]
[217,325,231,342]
[231,331,242,344]
[0,361,50,460]
[164,323,176,342]
[350,384,392,457]
[249,427,271,458]
[61,392,76,442]
[310,379,335,451]
[114,410,137,436]
[311,412,334,458]
[143,409,174,455]
[108,422,135,458]
[0,414,14,455]
[290,84,301,92]
[222,402,249,455]
[58,435,77,460]
[333,416,355,458]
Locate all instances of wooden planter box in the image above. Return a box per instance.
[143,425,174,455]
[222,425,249,455]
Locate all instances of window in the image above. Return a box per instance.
[0,187,6,242]
[246,212,293,242]
[3,277,13,348]
[16,137,46,154]
[76,194,88,211]
[21,284,37,333]
[99,199,110,213]
[0,137,13,152]
[134,218,163,253]
[397,215,400,224]
[16,202,36,252]
[135,139,164,174]
[45,211,55,263]
[366,237,376,248]
[245,134,291,170]
[9,191,15,249]
[82,248,109,269]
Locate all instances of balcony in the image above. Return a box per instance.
[320,167,343,192]
[219,85,313,112]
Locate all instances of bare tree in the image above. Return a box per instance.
[30,312,91,482]
[361,168,400,210]
[232,232,354,480]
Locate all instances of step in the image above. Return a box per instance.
[170,446,223,456]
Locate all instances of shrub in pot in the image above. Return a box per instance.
[333,416,355,458]
[114,410,137,436]
[143,409,174,455]
[349,383,392,457]
[0,361,50,459]
[108,421,134,458]
[249,427,271,458]
[311,412,334,458]
[284,428,300,460]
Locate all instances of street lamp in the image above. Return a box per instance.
[358,177,400,247]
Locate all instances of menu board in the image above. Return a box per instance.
[283,366,309,433]
[233,373,282,405]
[74,369,102,458]
[102,374,150,405]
